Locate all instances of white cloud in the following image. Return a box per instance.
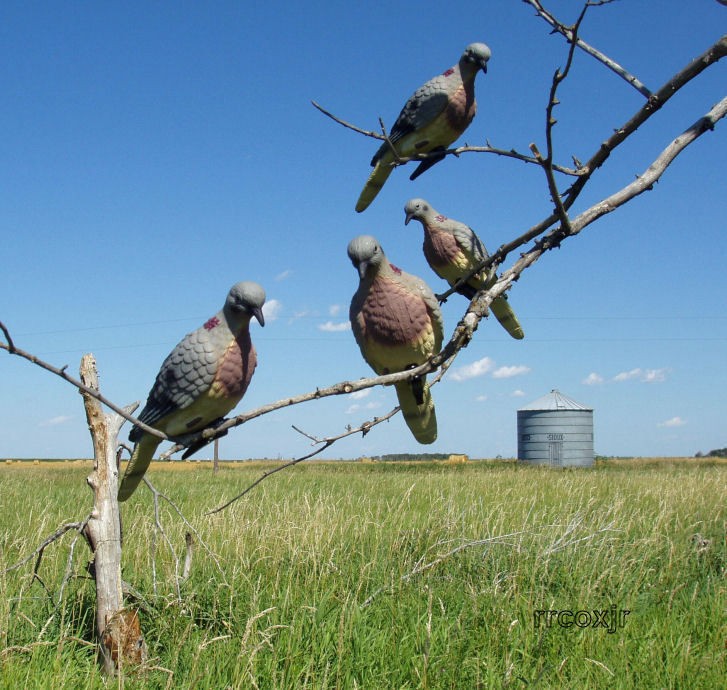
[275,269,292,282]
[475,394,488,402]
[39,415,73,427]
[451,359,530,382]
[450,356,495,382]
[643,368,668,383]
[262,299,282,322]
[492,365,531,379]
[658,416,686,428]
[318,320,351,332]
[582,372,604,385]
[345,401,380,415]
[613,367,668,383]
[613,368,642,382]
[511,389,526,397]
[329,304,342,317]
[348,389,371,400]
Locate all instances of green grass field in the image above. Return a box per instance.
[1,458,725,688]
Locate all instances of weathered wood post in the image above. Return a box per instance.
[79,353,146,674]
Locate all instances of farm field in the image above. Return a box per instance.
[1,458,725,689]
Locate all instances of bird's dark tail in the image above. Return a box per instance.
[409,148,446,181]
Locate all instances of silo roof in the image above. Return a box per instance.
[518,389,592,411]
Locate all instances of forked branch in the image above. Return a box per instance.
[524,0,653,97]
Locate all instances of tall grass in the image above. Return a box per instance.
[1,459,724,688]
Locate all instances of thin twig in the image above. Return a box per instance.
[529,4,586,234]
[3,518,91,574]
[150,478,181,600]
[56,514,92,605]
[205,407,401,515]
[0,320,16,352]
[524,0,653,97]
[311,100,384,140]
[142,476,227,582]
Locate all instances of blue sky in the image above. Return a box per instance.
[1,1,725,460]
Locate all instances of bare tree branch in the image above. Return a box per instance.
[0,327,161,440]
[434,33,727,302]
[562,33,727,201]
[205,406,401,515]
[141,476,227,583]
[2,518,91,574]
[473,95,727,321]
[524,0,653,97]
[567,96,727,232]
[527,3,587,235]
[311,100,581,176]
[311,99,384,140]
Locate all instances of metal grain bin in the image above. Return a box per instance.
[517,389,594,467]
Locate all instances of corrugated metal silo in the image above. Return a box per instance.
[517,389,594,467]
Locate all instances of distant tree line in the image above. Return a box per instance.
[372,453,452,462]
[695,448,727,458]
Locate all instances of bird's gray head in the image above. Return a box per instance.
[461,42,491,74]
[225,281,266,326]
[347,235,385,280]
[404,198,433,225]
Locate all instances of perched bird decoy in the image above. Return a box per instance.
[347,235,443,443]
[356,42,491,213]
[118,281,265,501]
[404,197,524,340]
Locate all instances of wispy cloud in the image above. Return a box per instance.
[582,372,604,385]
[346,401,380,415]
[39,415,73,427]
[613,367,668,383]
[348,389,370,400]
[329,304,342,317]
[492,365,531,379]
[288,309,310,324]
[642,368,668,383]
[658,416,686,428]
[613,368,642,382]
[450,356,494,382]
[318,320,351,332]
[275,269,292,282]
[511,389,526,397]
[262,299,282,322]
[475,394,488,402]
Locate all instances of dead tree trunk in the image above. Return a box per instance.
[79,353,146,674]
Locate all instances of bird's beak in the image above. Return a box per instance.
[357,261,369,280]
[480,60,488,74]
[253,308,265,327]
[404,211,413,225]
